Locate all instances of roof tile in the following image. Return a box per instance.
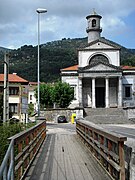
[61,65,78,71]
[122,66,135,70]
[0,74,28,83]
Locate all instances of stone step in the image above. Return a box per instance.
[85,115,130,124]
[84,108,130,124]
[84,108,126,116]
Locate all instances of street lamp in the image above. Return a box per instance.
[36,8,47,117]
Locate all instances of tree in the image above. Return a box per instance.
[28,103,34,116]
[35,82,74,108]
[35,83,53,108]
[52,81,74,108]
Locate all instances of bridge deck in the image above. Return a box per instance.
[25,123,111,180]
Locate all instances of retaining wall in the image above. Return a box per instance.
[41,107,83,122]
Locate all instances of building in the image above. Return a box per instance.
[0,73,29,121]
[61,11,135,109]
[28,82,37,112]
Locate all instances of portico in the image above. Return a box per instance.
[78,75,122,108]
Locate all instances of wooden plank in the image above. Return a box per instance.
[49,135,58,180]
[64,135,84,180]
[40,134,55,180]
[57,134,67,180]
[25,125,112,180]
[69,135,92,180]
[75,135,112,180]
[62,134,75,180]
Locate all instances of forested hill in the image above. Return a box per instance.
[0,37,135,82]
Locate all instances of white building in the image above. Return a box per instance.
[28,82,37,112]
[61,11,135,109]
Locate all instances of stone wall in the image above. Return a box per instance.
[124,107,135,120]
[41,108,84,122]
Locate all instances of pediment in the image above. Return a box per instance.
[83,38,121,50]
[79,62,121,72]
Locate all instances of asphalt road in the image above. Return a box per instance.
[46,122,135,148]
[46,122,76,134]
[101,124,135,139]
[46,122,135,139]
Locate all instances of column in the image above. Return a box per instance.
[105,77,109,108]
[78,77,83,107]
[92,78,96,108]
[118,77,122,107]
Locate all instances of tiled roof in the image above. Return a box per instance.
[79,62,122,72]
[61,65,135,72]
[61,65,78,71]
[29,82,38,85]
[0,74,28,83]
[122,66,135,70]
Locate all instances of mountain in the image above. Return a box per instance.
[0,37,135,82]
[0,47,10,52]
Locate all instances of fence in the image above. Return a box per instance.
[76,120,127,180]
[0,120,46,180]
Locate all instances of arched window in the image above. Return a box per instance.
[89,54,109,65]
[92,19,96,27]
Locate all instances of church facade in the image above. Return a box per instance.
[61,11,135,108]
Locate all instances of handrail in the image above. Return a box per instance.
[0,120,46,180]
[0,139,14,180]
[76,120,127,180]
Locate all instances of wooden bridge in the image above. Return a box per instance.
[0,120,127,180]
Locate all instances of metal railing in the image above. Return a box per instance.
[0,120,46,180]
[0,139,14,180]
[76,120,127,180]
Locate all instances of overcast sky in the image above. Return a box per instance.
[0,0,135,49]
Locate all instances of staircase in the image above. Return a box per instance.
[84,108,131,124]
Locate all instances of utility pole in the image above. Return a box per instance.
[3,53,9,122]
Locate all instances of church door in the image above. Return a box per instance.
[96,87,105,107]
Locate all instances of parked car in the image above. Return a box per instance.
[57,115,67,123]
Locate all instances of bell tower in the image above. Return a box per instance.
[86,10,102,43]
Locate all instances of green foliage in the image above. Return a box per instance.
[121,55,135,66]
[0,123,24,164]
[52,81,74,108]
[35,82,74,108]
[0,37,135,82]
[35,83,54,108]
[0,122,36,165]
[28,103,34,116]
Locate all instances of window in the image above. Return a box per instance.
[71,86,76,100]
[125,86,131,98]
[9,87,19,95]
[124,85,132,99]
[30,95,32,100]
[92,19,96,27]
[89,54,109,65]
[9,104,18,113]
[0,87,3,93]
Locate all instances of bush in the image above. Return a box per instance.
[0,122,36,165]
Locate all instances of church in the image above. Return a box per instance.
[61,11,135,109]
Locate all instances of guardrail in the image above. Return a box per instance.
[76,120,127,180]
[0,120,46,180]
